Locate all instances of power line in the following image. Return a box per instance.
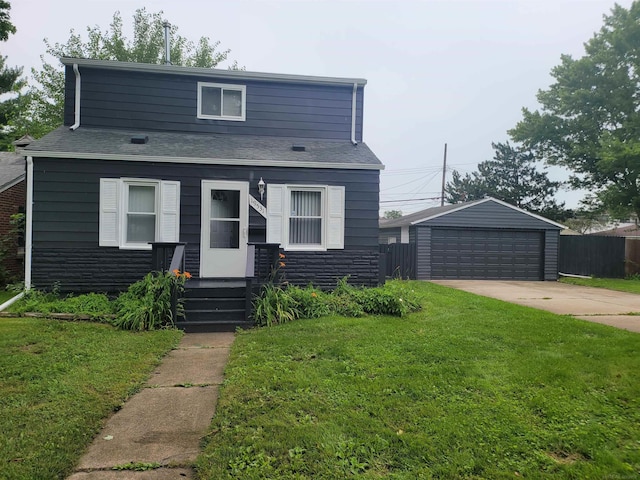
[380,196,442,204]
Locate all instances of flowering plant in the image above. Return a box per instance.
[113,269,191,331]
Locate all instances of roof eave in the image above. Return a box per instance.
[380,197,565,229]
[60,57,368,87]
[26,150,384,170]
[0,173,25,193]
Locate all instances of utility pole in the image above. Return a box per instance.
[440,143,448,206]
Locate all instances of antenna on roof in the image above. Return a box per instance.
[163,21,172,65]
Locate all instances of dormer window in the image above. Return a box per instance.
[197,82,246,121]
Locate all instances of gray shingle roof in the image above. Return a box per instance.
[0,152,25,192]
[379,197,565,229]
[380,200,485,228]
[25,126,383,169]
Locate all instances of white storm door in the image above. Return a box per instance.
[200,180,248,277]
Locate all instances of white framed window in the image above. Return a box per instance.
[289,188,323,247]
[266,184,345,251]
[99,178,180,250]
[197,82,246,121]
[124,182,157,246]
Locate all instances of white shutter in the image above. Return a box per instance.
[159,181,180,242]
[326,185,345,249]
[266,184,285,245]
[99,178,120,247]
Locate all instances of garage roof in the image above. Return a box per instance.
[380,197,565,229]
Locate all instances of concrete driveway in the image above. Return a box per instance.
[431,280,640,333]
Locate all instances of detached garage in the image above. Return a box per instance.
[379,197,563,281]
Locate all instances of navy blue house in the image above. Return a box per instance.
[23,58,383,328]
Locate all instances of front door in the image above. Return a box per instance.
[200,180,249,277]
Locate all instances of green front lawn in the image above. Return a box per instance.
[560,276,640,294]
[0,318,182,479]
[0,289,17,304]
[198,281,640,479]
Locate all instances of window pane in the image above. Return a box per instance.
[222,89,242,117]
[201,86,221,116]
[290,191,321,216]
[210,220,239,248]
[128,185,155,213]
[127,214,155,242]
[289,218,321,244]
[211,190,240,219]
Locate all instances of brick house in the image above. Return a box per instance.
[0,148,26,282]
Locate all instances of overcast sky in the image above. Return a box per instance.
[4,0,632,214]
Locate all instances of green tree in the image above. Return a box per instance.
[383,210,403,219]
[510,2,640,221]
[13,8,240,139]
[445,142,568,221]
[0,1,26,151]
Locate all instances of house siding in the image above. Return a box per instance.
[64,66,364,141]
[544,230,559,281]
[414,226,431,280]
[0,180,25,280]
[31,157,379,291]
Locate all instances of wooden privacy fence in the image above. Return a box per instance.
[625,238,640,276]
[379,243,416,280]
[558,236,625,278]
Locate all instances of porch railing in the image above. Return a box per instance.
[150,242,186,273]
[245,242,281,317]
[248,242,281,285]
[150,242,187,324]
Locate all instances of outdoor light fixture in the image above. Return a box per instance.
[258,177,266,200]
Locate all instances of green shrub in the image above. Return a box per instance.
[253,277,421,326]
[253,283,299,327]
[287,285,331,319]
[325,294,365,317]
[113,271,187,331]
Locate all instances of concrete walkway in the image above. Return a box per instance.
[432,280,640,333]
[67,332,235,479]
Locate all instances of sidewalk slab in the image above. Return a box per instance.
[575,315,640,333]
[68,467,194,479]
[178,332,236,348]
[77,386,218,469]
[145,347,229,387]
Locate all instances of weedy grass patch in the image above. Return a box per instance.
[198,281,640,479]
[0,318,181,479]
[0,289,17,304]
[560,276,640,295]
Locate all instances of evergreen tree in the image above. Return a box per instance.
[0,1,26,151]
[445,142,569,221]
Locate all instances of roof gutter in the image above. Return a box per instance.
[69,63,81,131]
[351,83,358,146]
[60,57,367,87]
[24,156,33,290]
[25,150,384,170]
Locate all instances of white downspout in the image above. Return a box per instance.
[69,63,81,131]
[351,83,358,146]
[25,156,33,290]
